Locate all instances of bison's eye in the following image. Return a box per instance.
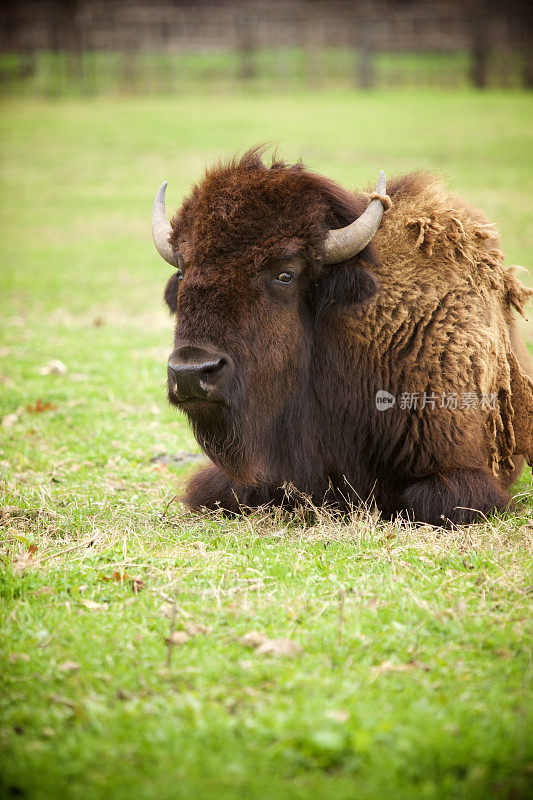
[176,269,184,283]
[275,271,293,284]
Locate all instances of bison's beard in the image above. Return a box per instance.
[184,402,256,485]
[183,391,307,489]
[183,383,325,494]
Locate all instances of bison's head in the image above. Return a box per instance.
[153,149,386,490]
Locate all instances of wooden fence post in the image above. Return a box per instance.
[470,1,490,88]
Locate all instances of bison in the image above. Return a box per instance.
[152,148,533,526]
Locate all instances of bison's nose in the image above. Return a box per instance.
[168,346,233,401]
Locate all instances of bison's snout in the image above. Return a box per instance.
[168,345,234,403]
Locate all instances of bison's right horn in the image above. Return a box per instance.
[323,171,387,265]
[152,181,180,268]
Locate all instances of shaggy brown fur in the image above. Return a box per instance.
[163,148,533,526]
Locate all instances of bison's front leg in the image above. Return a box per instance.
[397,468,511,526]
[183,463,271,514]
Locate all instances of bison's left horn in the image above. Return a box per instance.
[152,181,180,268]
[323,171,387,265]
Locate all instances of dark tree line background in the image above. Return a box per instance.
[1,0,531,94]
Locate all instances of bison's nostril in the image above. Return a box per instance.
[201,358,226,378]
[168,350,233,401]
[198,360,226,388]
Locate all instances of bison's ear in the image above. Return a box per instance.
[311,263,379,317]
[164,272,181,314]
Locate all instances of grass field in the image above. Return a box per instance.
[1,89,532,799]
[0,49,525,97]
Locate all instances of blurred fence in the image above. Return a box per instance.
[1,0,531,95]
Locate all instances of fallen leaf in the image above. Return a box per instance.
[38,359,67,376]
[165,631,190,646]
[246,581,265,592]
[79,599,108,611]
[242,631,269,648]
[27,398,57,414]
[184,622,212,636]
[495,648,512,659]
[1,406,23,428]
[325,709,349,724]
[159,602,175,618]
[113,570,129,582]
[9,653,30,663]
[242,631,302,657]
[12,547,39,575]
[372,660,400,673]
[256,638,303,657]
[50,694,76,708]
[58,660,80,673]
[372,660,429,674]
[151,451,205,466]
[243,687,261,698]
[34,586,54,597]
[0,375,15,389]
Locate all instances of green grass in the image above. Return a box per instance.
[0,48,527,97]
[1,89,532,799]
